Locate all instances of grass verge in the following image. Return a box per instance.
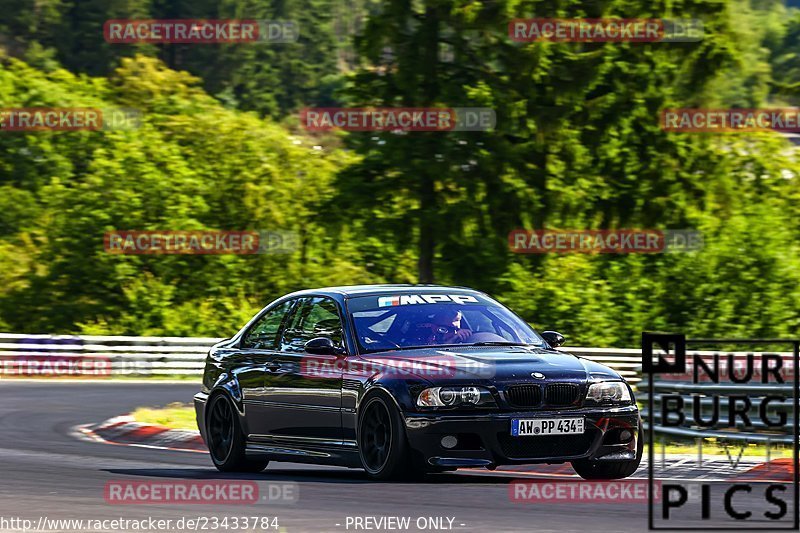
[653,438,792,458]
[131,402,197,430]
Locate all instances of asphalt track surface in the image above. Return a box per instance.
[0,381,793,532]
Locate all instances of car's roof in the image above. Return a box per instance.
[284,284,484,299]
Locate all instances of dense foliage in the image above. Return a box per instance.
[0,0,799,347]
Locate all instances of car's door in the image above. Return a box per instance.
[260,296,345,444]
[237,298,296,436]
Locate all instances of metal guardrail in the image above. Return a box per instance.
[0,333,222,376]
[559,346,642,383]
[0,334,645,379]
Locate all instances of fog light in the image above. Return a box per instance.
[619,429,633,443]
[441,435,458,449]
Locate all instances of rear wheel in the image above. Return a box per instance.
[571,428,643,480]
[358,393,416,480]
[206,393,269,473]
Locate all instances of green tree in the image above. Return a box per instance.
[0,55,365,335]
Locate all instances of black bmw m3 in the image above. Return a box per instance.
[195,285,642,480]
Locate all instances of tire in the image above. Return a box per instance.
[357,392,416,480]
[571,427,643,480]
[206,393,269,473]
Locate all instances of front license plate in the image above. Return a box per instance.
[511,417,584,437]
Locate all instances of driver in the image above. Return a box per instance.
[417,308,473,344]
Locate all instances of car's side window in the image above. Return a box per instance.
[279,296,344,353]
[241,300,294,350]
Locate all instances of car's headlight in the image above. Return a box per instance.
[585,381,632,405]
[416,386,495,408]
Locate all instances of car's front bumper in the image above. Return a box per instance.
[403,405,640,468]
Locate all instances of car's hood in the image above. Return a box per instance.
[358,345,621,384]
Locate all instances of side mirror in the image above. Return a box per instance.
[304,337,344,355]
[542,331,565,348]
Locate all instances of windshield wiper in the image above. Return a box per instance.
[468,341,532,347]
[361,341,541,354]
[362,344,464,354]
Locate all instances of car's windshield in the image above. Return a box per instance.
[347,292,544,354]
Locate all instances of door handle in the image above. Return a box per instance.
[264,362,281,372]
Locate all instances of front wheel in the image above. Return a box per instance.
[206,393,269,473]
[357,393,415,480]
[571,428,643,480]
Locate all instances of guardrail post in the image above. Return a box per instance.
[766,436,770,469]
[696,437,702,467]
